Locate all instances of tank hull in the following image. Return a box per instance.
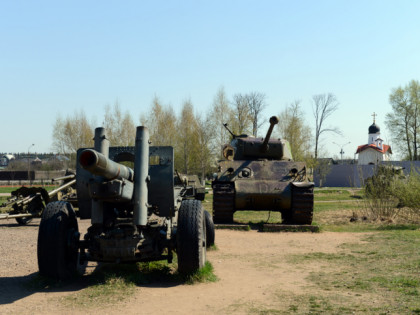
[212,160,314,224]
[234,180,291,210]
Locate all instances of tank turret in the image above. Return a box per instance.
[222,116,293,161]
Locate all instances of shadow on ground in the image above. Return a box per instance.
[0,262,181,305]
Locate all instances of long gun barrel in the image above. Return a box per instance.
[261,116,279,152]
[79,149,134,181]
[52,174,76,182]
[48,179,76,198]
[223,123,236,138]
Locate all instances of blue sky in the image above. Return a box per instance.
[1,0,419,159]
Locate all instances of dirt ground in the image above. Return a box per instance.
[0,218,367,314]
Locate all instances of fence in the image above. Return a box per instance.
[0,170,66,186]
[313,161,420,187]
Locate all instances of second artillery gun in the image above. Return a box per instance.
[37,126,211,280]
[212,116,314,224]
[0,172,76,225]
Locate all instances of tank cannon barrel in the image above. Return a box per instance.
[261,116,279,152]
[79,149,134,181]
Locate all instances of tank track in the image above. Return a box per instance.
[283,184,314,225]
[212,183,235,224]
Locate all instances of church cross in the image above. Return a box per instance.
[372,112,377,123]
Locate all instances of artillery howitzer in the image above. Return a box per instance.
[212,116,314,224]
[0,172,76,225]
[175,171,206,201]
[37,126,213,280]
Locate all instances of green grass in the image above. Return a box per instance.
[182,261,219,284]
[313,197,420,233]
[314,200,361,212]
[315,212,420,233]
[201,193,213,213]
[314,188,364,201]
[278,230,420,314]
[205,187,420,232]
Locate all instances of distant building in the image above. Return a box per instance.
[356,114,392,165]
[0,154,15,166]
[31,156,43,167]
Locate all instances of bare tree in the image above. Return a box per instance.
[103,101,136,146]
[52,116,67,154]
[312,93,340,159]
[209,87,233,159]
[141,96,177,146]
[175,99,197,174]
[246,92,267,137]
[194,112,214,180]
[231,94,252,135]
[52,110,94,154]
[278,100,312,161]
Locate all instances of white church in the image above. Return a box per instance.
[356,114,392,165]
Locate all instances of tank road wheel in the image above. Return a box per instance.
[37,201,79,280]
[204,210,215,247]
[177,200,206,274]
[212,183,235,224]
[283,184,314,225]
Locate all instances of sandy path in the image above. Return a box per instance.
[0,218,366,314]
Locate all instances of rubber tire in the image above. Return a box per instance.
[37,201,79,280]
[204,210,215,247]
[177,200,206,274]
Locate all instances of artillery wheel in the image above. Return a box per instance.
[15,195,45,225]
[283,184,314,225]
[177,200,206,274]
[204,210,215,247]
[212,183,235,223]
[37,201,79,280]
[15,217,33,225]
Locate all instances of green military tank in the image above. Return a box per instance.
[212,116,314,224]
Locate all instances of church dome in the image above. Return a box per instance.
[369,122,380,134]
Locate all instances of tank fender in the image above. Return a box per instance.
[291,182,314,189]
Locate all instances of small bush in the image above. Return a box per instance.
[362,166,420,222]
[392,170,420,220]
[363,166,401,220]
